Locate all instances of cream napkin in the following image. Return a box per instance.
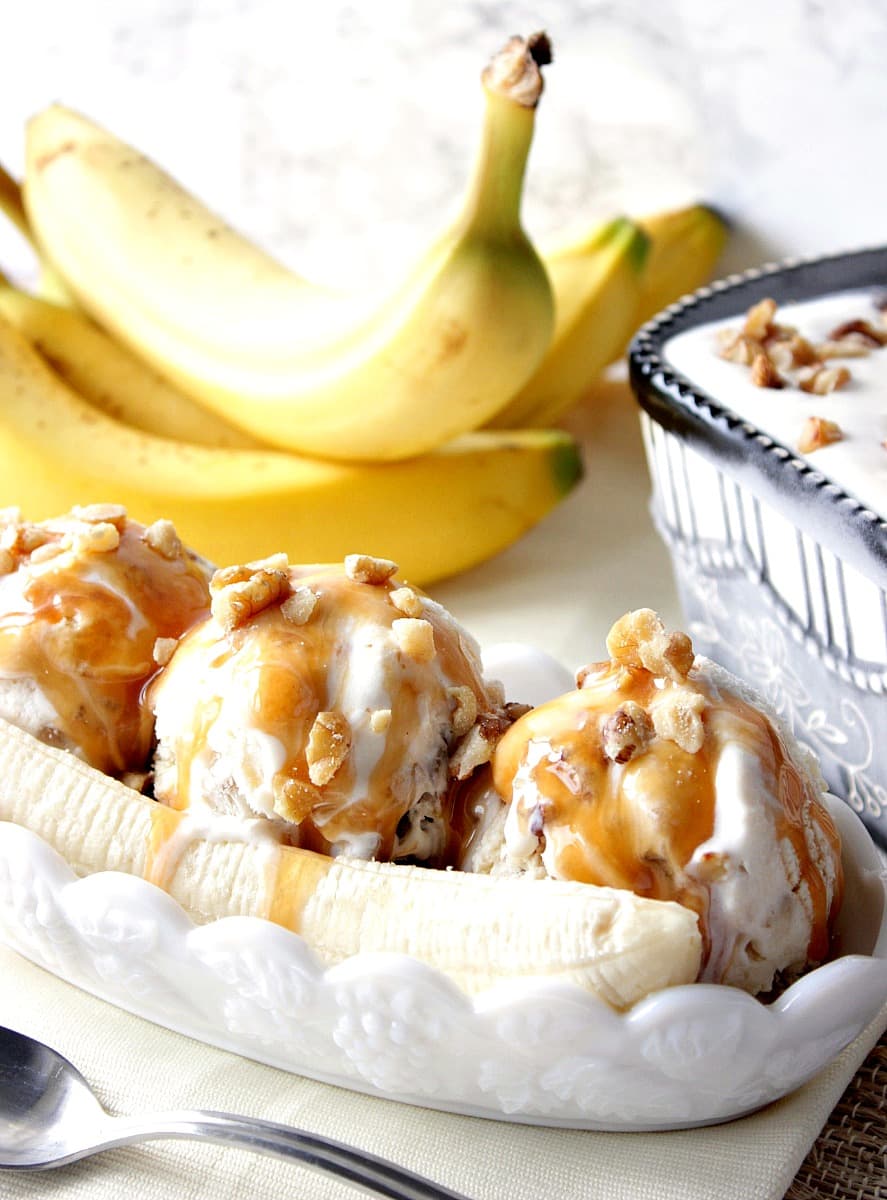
[0,947,884,1200]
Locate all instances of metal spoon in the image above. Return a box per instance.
[0,1025,470,1199]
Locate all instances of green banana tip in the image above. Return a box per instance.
[598,218,651,274]
[551,438,584,495]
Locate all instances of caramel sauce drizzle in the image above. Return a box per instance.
[149,567,489,862]
[490,663,842,970]
[0,522,209,774]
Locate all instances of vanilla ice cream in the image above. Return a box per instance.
[149,553,505,863]
[665,290,887,518]
[0,505,211,775]
[457,609,843,995]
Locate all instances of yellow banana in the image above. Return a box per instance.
[0,717,702,1005]
[24,35,556,462]
[492,204,729,427]
[636,203,728,324]
[0,284,262,448]
[0,161,74,304]
[491,217,649,428]
[0,314,581,586]
[0,162,28,243]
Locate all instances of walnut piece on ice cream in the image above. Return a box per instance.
[306,710,352,786]
[606,608,695,681]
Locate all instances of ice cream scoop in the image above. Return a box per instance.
[0,506,211,776]
[457,609,843,995]
[149,553,505,863]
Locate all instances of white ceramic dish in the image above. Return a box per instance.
[0,797,883,1131]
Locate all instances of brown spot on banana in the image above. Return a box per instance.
[33,140,78,173]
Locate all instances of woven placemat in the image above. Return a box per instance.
[786,1032,886,1199]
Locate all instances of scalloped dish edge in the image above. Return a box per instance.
[0,796,884,1130]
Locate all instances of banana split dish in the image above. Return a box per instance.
[0,504,847,1013]
[630,248,887,848]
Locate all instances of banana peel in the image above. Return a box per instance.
[494,217,649,428]
[636,203,729,325]
[0,284,262,449]
[0,313,582,586]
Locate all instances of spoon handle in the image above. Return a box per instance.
[102,1109,470,1200]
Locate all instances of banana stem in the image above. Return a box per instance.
[460,33,550,241]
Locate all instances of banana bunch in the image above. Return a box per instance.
[0,33,727,584]
[0,715,702,1006]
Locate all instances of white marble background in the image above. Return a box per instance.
[2,0,887,661]
[3,0,887,288]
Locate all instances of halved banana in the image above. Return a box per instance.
[0,716,701,1008]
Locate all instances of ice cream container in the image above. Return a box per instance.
[629,247,887,846]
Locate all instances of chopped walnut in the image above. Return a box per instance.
[344,553,398,585]
[606,610,695,681]
[575,660,611,689]
[369,708,392,734]
[247,552,290,573]
[815,338,871,360]
[389,585,423,617]
[305,710,352,786]
[504,701,534,722]
[798,416,843,454]
[485,679,506,707]
[718,333,762,366]
[280,586,318,626]
[743,297,778,340]
[211,568,290,631]
[827,318,887,347]
[392,617,436,662]
[72,521,120,555]
[143,519,184,560]
[651,688,707,754]
[798,364,850,396]
[0,549,13,576]
[750,352,785,390]
[8,524,52,555]
[71,502,127,528]
[767,334,818,371]
[273,775,321,823]
[210,564,252,590]
[449,726,494,780]
[786,334,819,367]
[152,637,178,667]
[447,685,478,737]
[476,711,512,741]
[601,702,654,764]
[449,711,511,780]
[763,340,793,372]
[28,540,68,565]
